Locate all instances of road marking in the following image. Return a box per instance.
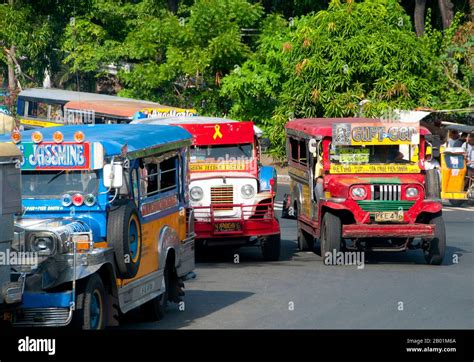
[443,207,474,212]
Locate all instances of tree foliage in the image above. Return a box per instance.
[222,0,473,157]
[62,0,263,112]
[0,0,470,155]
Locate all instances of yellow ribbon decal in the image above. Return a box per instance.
[213,124,223,140]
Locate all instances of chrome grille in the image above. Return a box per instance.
[14,308,71,327]
[210,186,234,210]
[371,185,401,201]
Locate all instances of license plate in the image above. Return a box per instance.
[214,222,242,232]
[374,211,404,222]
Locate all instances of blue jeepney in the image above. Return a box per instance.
[1,124,195,328]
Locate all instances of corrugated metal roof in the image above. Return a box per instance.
[131,116,238,125]
[18,88,148,104]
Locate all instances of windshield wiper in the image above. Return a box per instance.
[47,170,65,184]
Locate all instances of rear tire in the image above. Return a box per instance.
[320,212,342,264]
[449,199,466,207]
[261,234,281,261]
[141,266,170,321]
[297,227,314,251]
[423,216,446,265]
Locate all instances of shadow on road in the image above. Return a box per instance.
[194,237,299,266]
[309,239,468,266]
[119,290,254,329]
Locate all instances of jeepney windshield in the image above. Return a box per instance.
[190,144,254,163]
[22,170,99,198]
[329,144,419,164]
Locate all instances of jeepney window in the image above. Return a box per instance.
[290,138,299,161]
[22,170,99,198]
[299,140,307,165]
[190,144,253,162]
[140,155,178,199]
[329,144,418,164]
[289,137,308,166]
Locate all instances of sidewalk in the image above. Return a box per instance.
[261,154,290,183]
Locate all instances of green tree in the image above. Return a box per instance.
[222,0,455,157]
[0,0,53,108]
[62,0,264,112]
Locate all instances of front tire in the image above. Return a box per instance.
[320,212,342,264]
[423,215,446,265]
[261,234,281,261]
[73,274,108,330]
[297,227,314,251]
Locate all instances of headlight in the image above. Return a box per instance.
[190,186,204,201]
[406,187,419,198]
[27,232,56,256]
[61,194,72,207]
[84,194,96,207]
[351,187,367,200]
[241,184,255,199]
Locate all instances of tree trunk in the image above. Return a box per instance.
[438,0,454,29]
[470,0,473,22]
[167,0,179,13]
[7,45,16,93]
[414,0,427,36]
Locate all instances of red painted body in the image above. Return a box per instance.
[286,118,442,244]
[178,122,255,146]
[174,121,279,241]
[193,203,280,239]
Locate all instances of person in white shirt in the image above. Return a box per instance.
[462,133,474,189]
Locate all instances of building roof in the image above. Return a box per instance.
[65,100,196,119]
[132,116,240,125]
[286,118,430,137]
[9,124,192,157]
[18,88,146,105]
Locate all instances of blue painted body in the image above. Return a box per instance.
[22,291,73,308]
[3,125,193,318]
[259,165,277,192]
[6,125,193,241]
[4,124,192,157]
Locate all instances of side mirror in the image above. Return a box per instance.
[308,138,318,156]
[103,163,123,188]
[260,137,271,152]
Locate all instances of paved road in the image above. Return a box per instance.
[122,184,474,329]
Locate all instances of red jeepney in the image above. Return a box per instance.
[132,117,281,260]
[284,118,446,265]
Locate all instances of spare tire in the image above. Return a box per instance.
[425,169,441,199]
[107,201,142,279]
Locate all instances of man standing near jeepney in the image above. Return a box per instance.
[462,133,474,189]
